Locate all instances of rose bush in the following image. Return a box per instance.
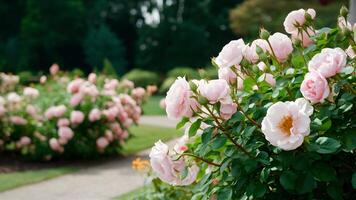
[0,65,153,160]
[148,6,355,200]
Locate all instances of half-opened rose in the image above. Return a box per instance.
[308,48,347,78]
[218,67,236,84]
[243,39,269,63]
[198,79,230,104]
[268,33,293,63]
[261,98,313,150]
[300,71,330,103]
[215,39,245,68]
[166,77,198,119]
[283,8,316,34]
[220,102,237,120]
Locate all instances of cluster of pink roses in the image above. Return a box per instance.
[0,65,149,159]
[149,7,355,187]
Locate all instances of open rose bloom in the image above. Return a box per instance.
[148,7,355,199]
[0,66,149,160]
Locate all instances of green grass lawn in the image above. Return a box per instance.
[0,124,181,192]
[122,124,183,155]
[143,95,166,115]
[0,167,77,192]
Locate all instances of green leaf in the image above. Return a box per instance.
[247,181,267,198]
[327,183,343,200]
[280,171,298,191]
[211,135,227,150]
[201,129,212,145]
[311,162,336,182]
[176,117,189,129]
[297,173,316,194]
[340,66,354,75]
[319,119,332,131]
[314,137,341,154]
[189,119,201,137]
[260,167,270,183]
[352,173,356,189]
[342,131,356,151]
[217,187,232,200]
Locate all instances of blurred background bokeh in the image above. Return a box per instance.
[0,0,348,78]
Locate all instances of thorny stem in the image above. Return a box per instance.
[182,153,221,167]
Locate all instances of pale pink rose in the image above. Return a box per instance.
[220,102,237,120]
[70,110,85,125]
[283,8,316,34]
[243,39,269,63]
[118,130,129,140]
[79,82,99,97]
[45,105,67,119]
[88,73,97,83]
[67,78,84,94]
[132,87,146,99]
[237,76,245,90]
[58,138,68,145]
[198,79,230,104]
[103,107,119,121]
[149,140,199,186]
[104,79,119,90]
[261,98,313,150]
[300,71,330,103]
[147,85,158,94]
[50,63,60,75]
[110,122,122,135]
[291,28,315,47]
[173,135,189,154]
[19,136,31,146]
[89,108,101,122]
[58,127,74,140]
[338,16,352,31]
[346,46,356,59]
[10,116,27,125]
[57,118,70,127]
[121,79,135,89]
[105,130,114,141]
[40,75,47,84]
[215,39,245,68]
[26,105,37,116]
[308,48,347,78]
[49,138,63,152]
[123,118,133,128]
[96,137,109,149]
[265,73,276,86]
[257,62,267,71]
[165,77,198,119]
[159,98,166,109]
[0,106,6,117]
[23,87,40,98]
[7,92,21,104]
[70,93,83,107]
[218,67,237,84]
[268,33,293,63]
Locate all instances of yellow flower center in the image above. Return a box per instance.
[278,115,293,136]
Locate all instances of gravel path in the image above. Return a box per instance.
[0,116,178,200]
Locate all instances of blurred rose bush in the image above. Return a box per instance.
[0,64,153,160]
[148,6,355,200]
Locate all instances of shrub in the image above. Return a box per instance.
[148,7,355,200]
[159,77,176,94]
[123,69,160,87]
[0,65,149,160]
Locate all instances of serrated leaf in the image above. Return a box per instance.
[189,119,201,137]
[176,117,189,129]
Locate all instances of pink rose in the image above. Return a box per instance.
[19,136,31,146]
[283,8,316,34]
[165,77,198,119]
[291,28,315,47]
[132,87,146,99]
[215,39,245,68]
[198,79,230,104]
[40,75,47,84]
[70,110,85,125]
[23,87,40,98]
[308,48,347,78]
[70,93,83,107]
[257,62,267,71]
[268,33,293,63]
[105,130,114,142]
[50,63,60,75]
[220,102,237,120]
[57,118,70,127]
[49,138,63,152]
[243,39,269,63]
[218,67,237,84]
[96,137,109,149]
[89,108,101,122]
[26,105,37,117]
[104,79,119,90]
[7,92,21,104]
[88,73,97,83]
[346,46,356,59]
[338,16,352,31]
[67,78,84,94]
[10,116,27,125]
[300,71,330,103]
[265,73,276,86]
[58,127,74,140]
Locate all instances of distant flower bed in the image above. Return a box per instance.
[0,64,155,160]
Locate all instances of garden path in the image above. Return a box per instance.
[0,115,178,200]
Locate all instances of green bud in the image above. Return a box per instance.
[259,53,268,61]
[342,27,352,37]
[293,38,302,47]
[256,46,264,55]
[340,6,348,18]
[252,65,259,73]
[198,96,208,105]
[189,81,198,92]
[240,59,249,68]
[259,28,270,40]
[304,12,312,22]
